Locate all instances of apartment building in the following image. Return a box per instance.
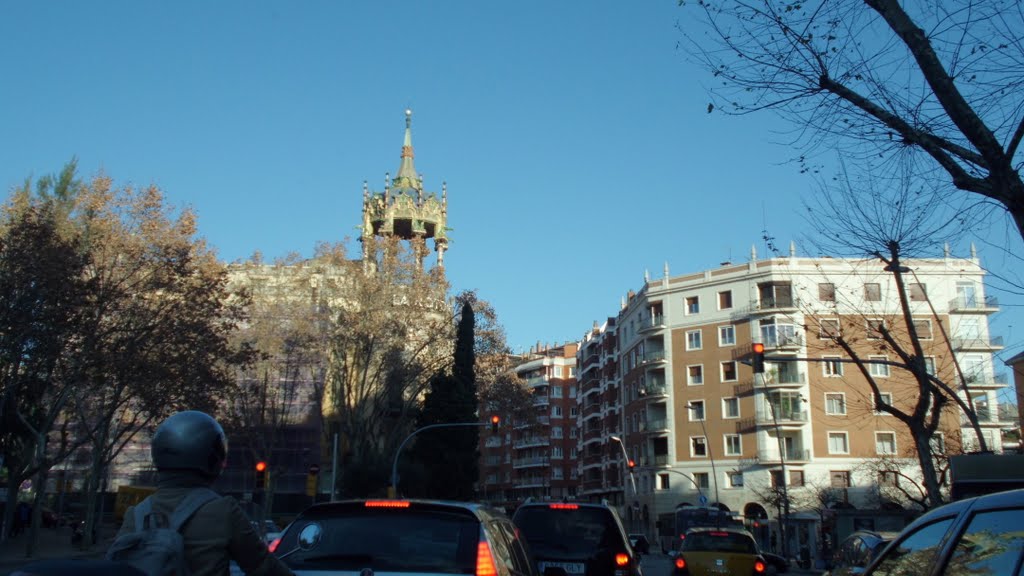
[479,343,580,508]
[605,247,1008,555]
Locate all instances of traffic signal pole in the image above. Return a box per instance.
[390,417,499,497]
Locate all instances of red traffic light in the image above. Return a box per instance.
[752,342,765,354]
[490,415,500,425]
[255,461,267,472]
[628,459,636,469]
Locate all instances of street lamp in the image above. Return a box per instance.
[609,436,638,496]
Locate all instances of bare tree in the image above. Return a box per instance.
[679,0,1024,239]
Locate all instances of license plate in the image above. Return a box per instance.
[538,561,585,574]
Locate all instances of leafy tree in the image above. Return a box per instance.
[679,0,1024,240]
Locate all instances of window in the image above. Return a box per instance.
[719,325,736,346]
[686,296,700,314]
[552,405,562,418]
[718,290,733,310]
[728,472,744,488]
[874,393,893,415]
[905,283,926,302]
[819,283,836,302]
[569,427,577,438]
[870,518,955,576]
[569,386,577,398]
[824,356,844,377]
[912,319,933,339]
[686,329,702,350]
[864,283,881,301]
[552,446,563,459]
[790,470,805,487]
[552,385,563,398]
[693,472,710,489]
[924,356,936,375]
[691,436,708,457]
[552,427,564,439]
[819,319,840,339]
[944,509,1024,576]
[569,367,576,377]
[724,434,742,456]
[770,470,785,488]
[569,406,577,417]
[570,447,577,458]
[869,356,890,377]
[688,365,704,386]
[554,366,563,377]
[721,361,737,382]
[876,432,897,455]
[722,397,740,419]
[830,470,851,488]
[689,400,706,421]
[879,471,898,487]
[828,432,850,454]
[825,393,847,415]
[867,319,885,339]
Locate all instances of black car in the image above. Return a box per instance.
[628,534,651,555]
[825,530,899,576]
[513,501,642,576]
[271,499,538,576]
[761,552,789,574]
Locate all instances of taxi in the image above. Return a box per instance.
[672,527,767,576]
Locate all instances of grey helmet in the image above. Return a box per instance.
[151,411,228,478]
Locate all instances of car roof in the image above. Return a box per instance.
[685,526,752,536]
[517,501,613,509]
[299,499,503,521]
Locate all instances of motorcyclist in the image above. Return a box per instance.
[111,410,294,576]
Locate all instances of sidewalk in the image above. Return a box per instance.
[0,523,116,576]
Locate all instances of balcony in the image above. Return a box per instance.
[755,409,808,426]
[960,372,1009,390]
[532,395,550,407]
[948,295,998,314]
[749,296,801,315]
[962,408,1008,426]
[640,418,670,433]
[525,376,548,388]
[516,477,549,488]
[953,336,1004,351]
[641,454,671,467]
[755,449,811,464]
[514,437,550,449]
[640,384,669,398]
[583,402,602,419]
[639,314,666,333]
[641,350,667,365]
[513,456,550,469]
[761,331,804,352]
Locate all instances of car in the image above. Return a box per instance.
[760,551,789,574]
[824,530,898,576]
[270,499,538,576]
[252,519,283,545]
[671,527,768,576]
[628,534,651,555]
[512,501,641,576]
[856,488,1024,576]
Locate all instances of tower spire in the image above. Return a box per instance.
[394,108,419,191]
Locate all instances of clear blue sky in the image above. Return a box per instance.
[2,1,1022,379]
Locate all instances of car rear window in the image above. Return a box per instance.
[278,505,480,573]
[681,531,757,554]
[515,506,624,555]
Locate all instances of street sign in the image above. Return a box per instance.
[699,494,708,506]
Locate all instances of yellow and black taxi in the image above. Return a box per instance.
[672,527,767,576]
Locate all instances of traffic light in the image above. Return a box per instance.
[255,460,267,491]
[751,342,766,373]
[490,415,500,434]
[628,459,636,470]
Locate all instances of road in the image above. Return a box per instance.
[640,552,674,576]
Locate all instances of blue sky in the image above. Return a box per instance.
[2,1,1022,381]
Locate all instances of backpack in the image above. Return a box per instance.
[106,487,221,576]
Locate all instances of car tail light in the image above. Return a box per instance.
[754,560,766,573]
[268,537,281,553]
[477,540,498,576]
[549,503,579,510]
[615,553,629,566]
[365,500,411,508]
[709,532,729,537]
[674,557,686,570]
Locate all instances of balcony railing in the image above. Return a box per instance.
[751,296,800,313]
[761,331,804,350]
[961,373,1009,389]
[948,295,999,313]
[642,350,667,364]
[953,336,1004,350]
[757,449,811,463]
[641,454,670,467]
[641,418,670,432]
[583,402,602,418]
[755,409,808,425]
[513,456,550,469]
[514,437,550,448]
[762,371,806,387]
[525,376,547,388]
[641,384,669,398]
[639,313,666,332]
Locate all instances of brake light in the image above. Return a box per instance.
[365,500,411,508]
[754,560,765,573]
[710,532,729,537]
[549,503,579,510]
[615,553,629,566]
[268,537,281,553]
[477,540,498,576]
[679,534,686,540]
[674,557,686,570]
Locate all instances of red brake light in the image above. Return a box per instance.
[710,531,729,537]
[754,560,765,573]
[615,553,629,566]
[477,540,498,576]
[679,534,686,540]
[548,503,579,510]
[674,557,686,570]
[268,537,281,553]
[365,500,411,508]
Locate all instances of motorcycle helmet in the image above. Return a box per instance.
[151,410,228,478]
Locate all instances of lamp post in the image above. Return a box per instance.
[609,436,638,532]
[391,420,494,497]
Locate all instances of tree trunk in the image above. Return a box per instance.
[913,433,944,508]
[24,433,49,558]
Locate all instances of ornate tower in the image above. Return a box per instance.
[360,109,449,270]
